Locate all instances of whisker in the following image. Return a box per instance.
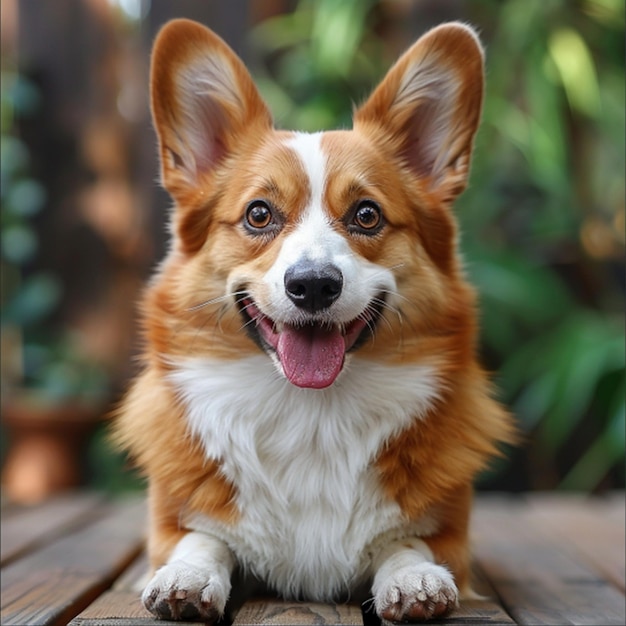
[186,290,247,312]
[368,290,401,315]
[177,290,249,346]
[371,308,394,336]
[239,318,256,332]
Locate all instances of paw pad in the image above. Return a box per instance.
[375,562,458,622]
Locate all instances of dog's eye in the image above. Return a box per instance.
[245,200,273,231]
[351,201,383,234]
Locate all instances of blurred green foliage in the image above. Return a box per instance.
[1,73,109,402]
[0,74,59,324]
[250,0,625,491]
[250,0,384,130]
[462,0,624,490]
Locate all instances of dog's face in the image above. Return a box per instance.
[148,20,484,388]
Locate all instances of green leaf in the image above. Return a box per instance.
[1,224,37,264]
[560,400,625,490]
[2,273,62,326]
[7,178,46,217]
[548,28,601,117]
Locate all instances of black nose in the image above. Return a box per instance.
[284,261,343,313]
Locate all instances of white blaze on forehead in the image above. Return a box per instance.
[286,132,327,217]
[280,131,343,261]
[265,131,350,277]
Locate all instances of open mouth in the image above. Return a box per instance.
[238,294,385,389]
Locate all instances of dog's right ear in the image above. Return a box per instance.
[353,23,484,203]
[150,19,272,200]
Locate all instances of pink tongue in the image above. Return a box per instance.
[276,325,346,389]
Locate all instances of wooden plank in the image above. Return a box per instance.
[524,492,625,591]
[452,564,516,625]
[68,589,198,626]
[0,492,105,566]
[112,552,150,591]
[445,603,514,625]
[605,491,625,521]
[472,495,625,625]
[233,599,364,625]
[0,496,146,626]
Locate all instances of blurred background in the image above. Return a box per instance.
[1,0,623,503]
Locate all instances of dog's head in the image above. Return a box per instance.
[148,19,484,388]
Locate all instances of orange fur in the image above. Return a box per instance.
[113,18,516,622]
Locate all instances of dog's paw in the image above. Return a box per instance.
[142,560,231,622]
[374,561,459,622]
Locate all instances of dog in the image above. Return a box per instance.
[114,18,515,623]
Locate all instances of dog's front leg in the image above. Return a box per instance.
[371,537,459,622]
[142,531,234,622]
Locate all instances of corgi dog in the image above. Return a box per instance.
[114,18,514,623]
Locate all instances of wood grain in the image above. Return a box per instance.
[233,598,364,625]
[0,497,146,626]
[524,492,625,591]
[68,589,195,626]
[112,552,150,591]
[471,495,625,625]
[0,492,105,566]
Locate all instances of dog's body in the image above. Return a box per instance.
[115,19,514,622]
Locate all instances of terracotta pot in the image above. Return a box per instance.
[1,393,103,504]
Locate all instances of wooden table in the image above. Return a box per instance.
[1,492,624,625]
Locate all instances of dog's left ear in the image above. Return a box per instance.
[150,19,272,201]
[354,23,484,200]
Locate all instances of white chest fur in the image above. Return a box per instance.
[168,355,440,599]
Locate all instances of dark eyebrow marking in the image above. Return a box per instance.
[342,179,381,204]
[347,181,366,196]
[252,178,280,195]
